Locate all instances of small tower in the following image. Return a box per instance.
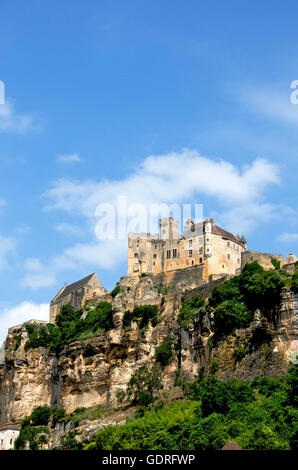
[240,235,247,250]
[160,217,180,240]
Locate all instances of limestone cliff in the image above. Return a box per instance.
[0,272,297,425]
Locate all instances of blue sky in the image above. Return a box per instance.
[0,0,298,341]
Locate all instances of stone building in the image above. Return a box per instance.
[0,423,20,450]
[128,217,247,281]
[241,250,283,271]
[50,273,106,323]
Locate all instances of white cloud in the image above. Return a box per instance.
[38,149,283,278]
[21,258,56,289]
[0,99,40,134]
[277,232,298,243]
[57,153,81,163]
[62,239,127,270]
[54,222,84,237]
[0,302,49,344]
[239,86,298,126]
[44,150,279,216]
[0,234,15,269]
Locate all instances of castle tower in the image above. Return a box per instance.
[160,217,180,240]
[204,218,213,257]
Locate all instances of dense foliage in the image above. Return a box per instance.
[126,365,162,407]
[155,336,174,366]
[123,305,159,329]
[179,262,286,337]
[84,365,298,450]
[178,296,206,327]
[25,302,113,351]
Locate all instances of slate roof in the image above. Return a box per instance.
[51,273,96,304]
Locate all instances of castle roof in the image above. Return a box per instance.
[0,423,20,431]
[51,273,97,305]
[190,221,244,245]
[212,224,242,245]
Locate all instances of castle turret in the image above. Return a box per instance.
[240,235,247,250]
[160,217,180,240]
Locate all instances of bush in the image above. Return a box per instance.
[126,365,162,406]
[123,305,159,329]
[291,272,298,294]
[30,406,52,426]
[155,337,174,367]
[233,345,247,362]
[178,296,206,327]
[25,302,113,351]
[84,366,297,450]
[213,300,252,337]
[111,284,121,298]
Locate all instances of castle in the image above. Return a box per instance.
[128,217,248,281]
[49,217,297,321]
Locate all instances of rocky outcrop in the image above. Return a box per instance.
[1,273,297,425]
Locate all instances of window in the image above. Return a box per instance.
[191,260,194,265]
[207,248,209,252]
[167,250,171,259]
[207,238,209,242]
[199,257,203,263]
[251,256,254,261]
[153,254,157,259]
[189,250,192,257]
[155,244,157,249]
[222,264,225,268]
[134,253,138,258]
[189,240,192,247]
[10,439,12,445]
[173,249,177,258]
[227,241,230,247]
[237,258,240,264]
[227,254,230,261]
[199,247,203,254]
[153,262,155,266]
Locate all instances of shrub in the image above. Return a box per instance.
[213,300,252,337]
[25,302,113,351]
[155,337,174,367]
[178,296,206,327]
[126,365,162,406]
[271,257,281,270]
[123,305,159,329]
[111,284,121,298]
[210,360,219,375]
[233,345,247,362]
[30,406,52,426]
[291,272,298,294]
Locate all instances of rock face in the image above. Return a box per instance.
[0,273,297,424]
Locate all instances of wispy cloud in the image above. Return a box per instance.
[37,149,283,280]
[57,153,81,163]
[0,301,49,343]
[54,222,84,237]
[0,99,41,134]
[238,86,298,126]
[277,232,298,243]
[0,234,16,269]
[21,258,56,289]
[45,150,280,215]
